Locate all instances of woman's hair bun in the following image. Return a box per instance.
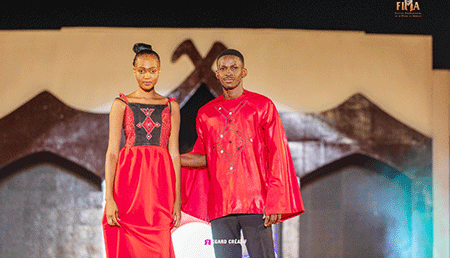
[133,43,153,54]
[132,43,160,66]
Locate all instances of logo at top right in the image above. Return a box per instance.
[395,0,422,17]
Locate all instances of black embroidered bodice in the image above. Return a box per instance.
[117,93,173,149]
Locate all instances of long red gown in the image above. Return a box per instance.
[102,93,176,258]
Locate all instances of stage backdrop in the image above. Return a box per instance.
[0,28,434,136]
[0,28,448,258]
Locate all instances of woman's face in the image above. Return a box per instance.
[133,54,161,92]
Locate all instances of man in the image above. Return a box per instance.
[180,49,304,258]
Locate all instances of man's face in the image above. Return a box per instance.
[216,55,247,91]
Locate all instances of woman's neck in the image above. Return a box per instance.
[134,88,158,99]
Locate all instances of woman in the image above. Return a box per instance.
[102,43,181,257]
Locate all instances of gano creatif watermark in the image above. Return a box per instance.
[204,238,248,245]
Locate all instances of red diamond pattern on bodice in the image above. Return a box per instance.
[136,108,161,140]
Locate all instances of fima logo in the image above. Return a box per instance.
[396,0,420,11]
[395,0,422,17]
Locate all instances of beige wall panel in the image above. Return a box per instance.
[0,28,433,136]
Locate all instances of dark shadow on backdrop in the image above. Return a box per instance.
[179,83,215,154]
[0,151,102,190]
[300,153,407,186]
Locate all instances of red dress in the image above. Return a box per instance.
[102,93,176,258]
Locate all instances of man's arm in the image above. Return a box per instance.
[180,153,207,168]
[261,99,303,225]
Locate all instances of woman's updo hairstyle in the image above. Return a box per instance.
[132,43,160,66]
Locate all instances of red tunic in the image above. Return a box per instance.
[181,90,305,222]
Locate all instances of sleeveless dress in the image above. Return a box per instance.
[102,93,176,258]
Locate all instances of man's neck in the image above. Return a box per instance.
[223,86,245,100]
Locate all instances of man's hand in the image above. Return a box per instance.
[262,213,281,227]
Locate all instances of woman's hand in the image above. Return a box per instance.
[172,198,182,228]
[106,198,122,227]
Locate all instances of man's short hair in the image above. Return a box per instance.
[217,49,244,66]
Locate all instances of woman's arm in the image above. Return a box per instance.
[168,101,182,227]
[104,99,126,227]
